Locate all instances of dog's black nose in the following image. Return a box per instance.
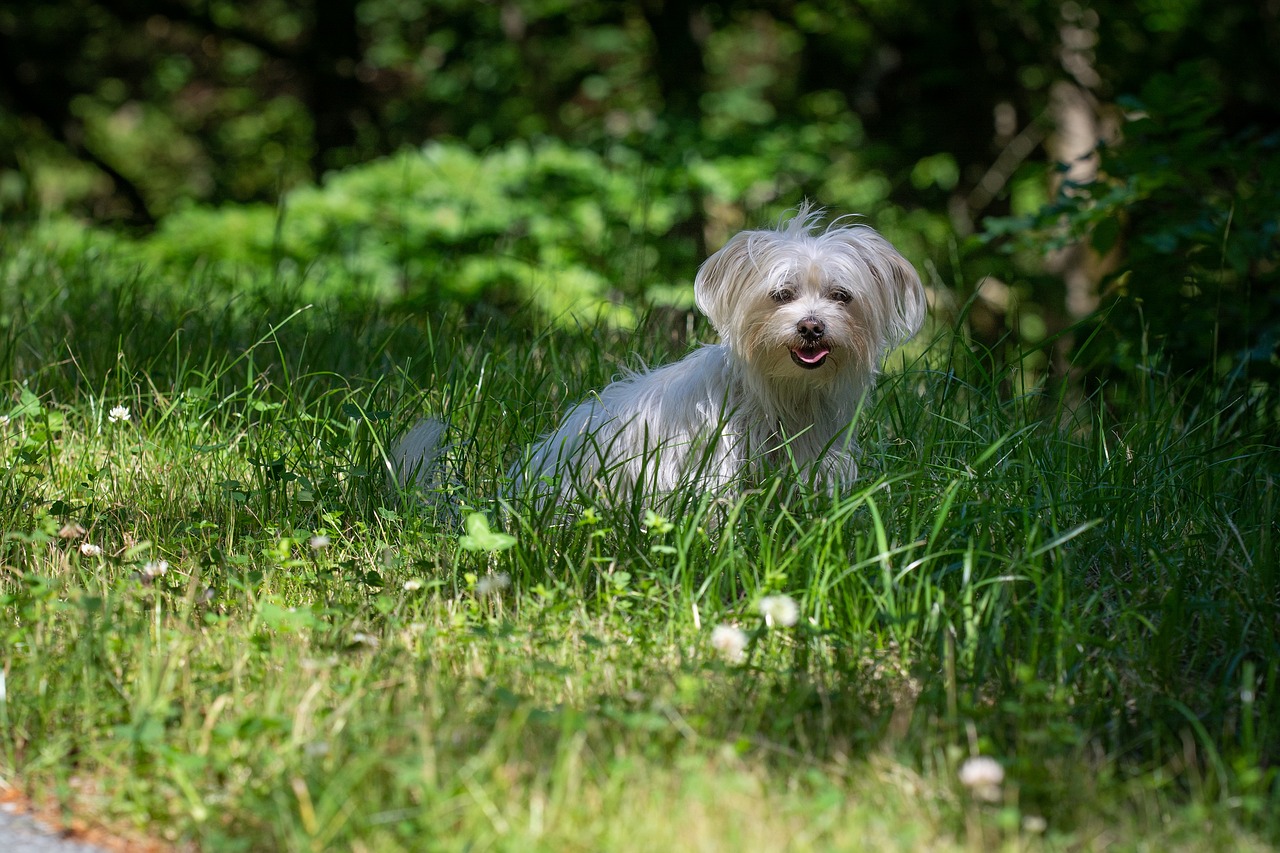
[797,317,825,342]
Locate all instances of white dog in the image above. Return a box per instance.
[395,203,925,506]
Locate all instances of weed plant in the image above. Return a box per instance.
[1,233,1277,851]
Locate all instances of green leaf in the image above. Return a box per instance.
[642,509,673,535]
[458,512,517,552]
[1090,216,1122,254]
[12,388,43,419]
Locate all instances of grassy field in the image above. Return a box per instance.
[2,228,1278,851]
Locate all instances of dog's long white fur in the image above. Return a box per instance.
[395,203,925,506]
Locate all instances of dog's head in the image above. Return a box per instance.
[694,203,925,385]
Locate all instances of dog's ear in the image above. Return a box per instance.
[873,249,927,348]
[694,230,759,339]
[827,228,926,349]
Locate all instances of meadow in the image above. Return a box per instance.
[1,222,1277,852]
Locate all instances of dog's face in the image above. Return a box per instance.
[694,206,925,386]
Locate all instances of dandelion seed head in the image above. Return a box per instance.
[710,624,749,663]
[309,535,331,550]
[403,578,423,591]
[758,594,800,628]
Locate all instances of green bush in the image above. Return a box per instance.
[94,133,950,326]
[143,141,690,322]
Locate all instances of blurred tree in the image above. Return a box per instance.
[5,0,1276,225]
[307,0,364,165]
[641,0,708,124]
[1,0,1277,398]
[0,0,159,221]
[983,64,1280,400]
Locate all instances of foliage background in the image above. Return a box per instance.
[3,0,1278,400]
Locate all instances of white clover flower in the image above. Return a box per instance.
[79,542,103,557]
[300,656,338,673]
[1021,815,1047,834]
[309,534,331,550]
[758,594,800,628]
[710,624,749,663]
[303,740,330,757]
[474,572,511,597]
[403,578,423,591]
[141,559,168,579]
[0,414,10,428]
[958,756,1005,802]
[108,405,131,424]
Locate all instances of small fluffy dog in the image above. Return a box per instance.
[396,203,925,506]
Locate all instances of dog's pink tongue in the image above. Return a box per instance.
[794,347,830,364]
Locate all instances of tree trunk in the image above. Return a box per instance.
[306,0,365,176]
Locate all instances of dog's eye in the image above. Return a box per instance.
[771,288,796,304]
[829,288,852,304]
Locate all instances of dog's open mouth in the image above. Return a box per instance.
[789,345,831,369]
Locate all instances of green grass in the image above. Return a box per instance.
[2,231,1278,851]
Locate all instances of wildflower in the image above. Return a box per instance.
[140,559,168,580]
[58,522,86,540]
[79,542,103,557]
[474,572,511,597]
[301,656,338,673]
[710,624,749,663]
[1021,815,1047,834]
[403,578,423,591]
[758,594,800,628]
[108,405,131,424]
[309,534,331,550]
[0,414,9,427]
[958,756,1004,802]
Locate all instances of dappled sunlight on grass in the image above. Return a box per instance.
[2,236,1278,850]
